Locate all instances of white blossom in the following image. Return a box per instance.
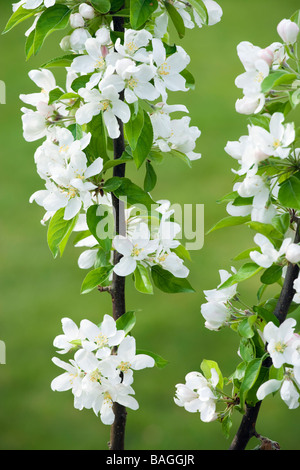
[250,233,292,269]
[174,369,219,422]
[263,318,297,368]
[277,19,299,45]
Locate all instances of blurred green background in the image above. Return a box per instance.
[1,0,300,450]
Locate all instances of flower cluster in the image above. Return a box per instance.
[174,368,220,423]
[234,18,299,115]
[257,318,300,410]
[200,268,238,331]
[174,14,300,440]
[51,314,155,424]
[74,199,189,279]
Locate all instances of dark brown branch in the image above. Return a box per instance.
[229,220,300,450]
[108,13,127,451]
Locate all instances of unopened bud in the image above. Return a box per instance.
[277,19,299,45]
[79,4,95,20]
[70,13,85,29]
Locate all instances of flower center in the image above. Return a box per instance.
[66,186,78,198]
[117,361,131,372]
[101,99,111,112]
[274,341,286,353]
[158,253,168,263]
[59,144,69,153]
[128,77,138,89]
[95,58,105,70]
[103,391,113,406]
[158,62,171,76]
[255,71,264,83]
[273,138,281,149]
[126,41,138,54]
[90,369,102,383]
[132,244,143,257]
[96,333,109,348]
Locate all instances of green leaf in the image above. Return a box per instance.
[132,111,153,169]
[130,0,158,29]
[91,0,111,13]
[248,115,270,131]
[245,221,283,242]
[102,177,124,192]
[221,415,233,440]
[151,265,195,294]
[124,105,144,151]
[47,208,78,258]
[278,176,300,210]
[207,215,251,234]
[253,305,280,326]
[271,213,290,235]
[218,263,262,289]
[86,204,114,251]
[260,265,283,285]
[233,247,256,261]
[25,29,35,61]
[113,178,155,210]
[246,366,269,406]
[180,69,195,90]
[189,0,208,25]
[200,359,223,389]
[134,264,153,294]
[172,244,191,262]
[239,338,256,363]
[68,123,83,141]
[269,365,284,381]
[238,317,257,339]
[41,54,79,68]
[291,9,300,28]
[85,112,109,162]
[239,358,263,411]
[144,161,157,193]
[3,6,36,34]
[261,71,297,93]
[48,87,64,105]
[116,311,136,335]
[164,1,185,38]
[71,75,92,93]
[102,152,133,173]
[33,5,71,56]
[81,266,113,294]
[136,349,169,368]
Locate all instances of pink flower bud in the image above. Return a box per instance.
[101,46,109,58]
[277,19,299,45]
[259,47,274,67]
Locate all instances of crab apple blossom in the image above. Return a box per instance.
[174,369,219,423]
[263,318,297,369]
[79,316,125,359]
[249,234,292,269]
[76,85,130,139]
[113,223,159,277]
[277,19,299,45]
[257,368,300,410]
[286,243,300,264]
[151,38,190,101]
[115,58,159,104]
[8,0,225,448]
[21,0,55,9]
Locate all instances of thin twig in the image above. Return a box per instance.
[229,219,300,450]
[108,12,127,451]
